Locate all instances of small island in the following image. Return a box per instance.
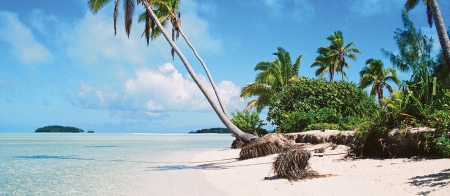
[35,125,85,133]
[188,128,231,134]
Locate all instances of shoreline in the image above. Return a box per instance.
[192,145,450,195]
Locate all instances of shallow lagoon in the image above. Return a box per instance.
[0,133,233,195]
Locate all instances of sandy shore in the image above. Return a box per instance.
[192,144,450,196]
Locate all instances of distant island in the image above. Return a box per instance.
[188,128,231,134]
[35,125,85,133]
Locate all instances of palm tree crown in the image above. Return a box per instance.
[311,31,361,81]
[241,47,302,112]
[359,59,401,104]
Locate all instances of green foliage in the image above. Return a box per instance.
[35,125,84,133]
[268,77,378,133]
[188,128,231,134]
[231,110,268,136]
[429,108,450,132]
[241,47,303,112]
[359,58,401,104]
[305,123,341,131]
[311,30,361,81]
[433,135,450,157]
[380,10,450,130]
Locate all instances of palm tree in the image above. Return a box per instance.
[405,0,450,68]
[310,46,337,81]
[241,47,302,112]
[311,31,361,81]
[88,0,256,141]
[144,0,231,118]
[359,59,401,104]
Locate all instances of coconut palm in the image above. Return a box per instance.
[312,31,361,81]
[359,59,401,104]
[145,0,231,118]
[241,47,302,112]
[311,46,337,81]
[405,0,450,68]
[88,0,256,141]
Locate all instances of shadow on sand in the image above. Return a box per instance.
[145,157,272,171]
[408,168,450,195]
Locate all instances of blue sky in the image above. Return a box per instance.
[1,0,449,133]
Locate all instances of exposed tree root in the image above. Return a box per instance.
[239,133,292,160]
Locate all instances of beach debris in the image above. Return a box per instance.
[239,133,292,160]
[272,146,319,181]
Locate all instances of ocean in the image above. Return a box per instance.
[0,133,234,196]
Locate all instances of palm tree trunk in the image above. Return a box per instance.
[177,28,230,119]
[430,0,450,68]
[378,87,383,105]
[142,1,257,141]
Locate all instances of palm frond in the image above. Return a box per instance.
[404,0,420,11]
[88,0,112,13]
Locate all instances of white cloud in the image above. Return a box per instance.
[72,63,244,120]
[67,11,155,66]
[350,0,404,16]
[0,11,53,64]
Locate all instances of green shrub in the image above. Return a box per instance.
[231,110,268,136]
[267,77,378,133]
[433,134,450,157]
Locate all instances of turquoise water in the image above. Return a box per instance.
[0,133,233,195]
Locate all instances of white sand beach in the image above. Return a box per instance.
[192,144,450,196]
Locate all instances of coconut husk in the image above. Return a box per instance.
[239,133,292,160]
[272,146,318,181]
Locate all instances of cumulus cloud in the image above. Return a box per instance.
[0,11,53,64]
[71,63,245,121]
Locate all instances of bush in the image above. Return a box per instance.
[434,134,450,157]
[268,77,378,133]
[231,110,268,136]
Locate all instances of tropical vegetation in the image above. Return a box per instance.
[240,47,302,112]
[404,0,450,68]
[359,59,401,104]
[230,110,268,136]
[311,31,361,81]
[267,77,378,133]
[35,125,85,133]
[188,128,231,134]
[87,1,450,157]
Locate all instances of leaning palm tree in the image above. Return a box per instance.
[144,0,231,118]
[241,47,302,112]
[135,0,230,118]
[359,59,401,104]
[312,31,361,81]
[88,0,256,141]
[405,0,450,68]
